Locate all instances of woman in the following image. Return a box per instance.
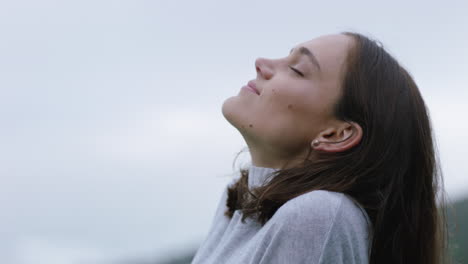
[191,32,450,264]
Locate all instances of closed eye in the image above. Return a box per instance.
[289,66,304,77]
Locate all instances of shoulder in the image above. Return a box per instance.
[274,190,344,221]
[273,190,370,232]
[259,190,372,264]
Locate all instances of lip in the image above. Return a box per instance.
[247,80,260,95]
[242,85,258,94]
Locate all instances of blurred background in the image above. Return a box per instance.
[0,0,467,263]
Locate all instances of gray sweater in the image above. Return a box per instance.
[191,166,372,264]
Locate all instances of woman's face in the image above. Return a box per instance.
[222,34,354,168]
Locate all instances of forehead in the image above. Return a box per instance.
[293,34,353,79]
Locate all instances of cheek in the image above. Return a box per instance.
[268,85,332,127]
[268,85,318,113]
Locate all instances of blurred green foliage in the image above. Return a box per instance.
[448,196,468,264]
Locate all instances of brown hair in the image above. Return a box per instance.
[224,32,452,264]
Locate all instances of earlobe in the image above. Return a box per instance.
[311,121,363,152]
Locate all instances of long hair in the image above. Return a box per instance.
[224,32,452,264]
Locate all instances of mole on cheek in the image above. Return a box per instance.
[287,104,293,110]
[249,124,253,128]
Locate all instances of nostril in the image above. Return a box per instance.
[255,57,271,79]
[255,58,263,72]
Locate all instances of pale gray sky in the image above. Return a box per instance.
[0,0,467,263]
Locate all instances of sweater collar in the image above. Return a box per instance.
[248,165,280,189]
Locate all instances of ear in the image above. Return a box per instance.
[313,121,363,153]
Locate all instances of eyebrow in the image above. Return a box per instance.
[289,46,321,71]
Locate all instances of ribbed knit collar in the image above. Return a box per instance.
[248,165,280,190]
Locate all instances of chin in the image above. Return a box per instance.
[221,97,244,129]
[221,98,236,124]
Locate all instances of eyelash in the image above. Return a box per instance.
[289,66,304,77]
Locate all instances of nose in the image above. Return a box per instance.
[255,57,273,80]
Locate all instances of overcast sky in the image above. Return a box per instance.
[0,0,467,263]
